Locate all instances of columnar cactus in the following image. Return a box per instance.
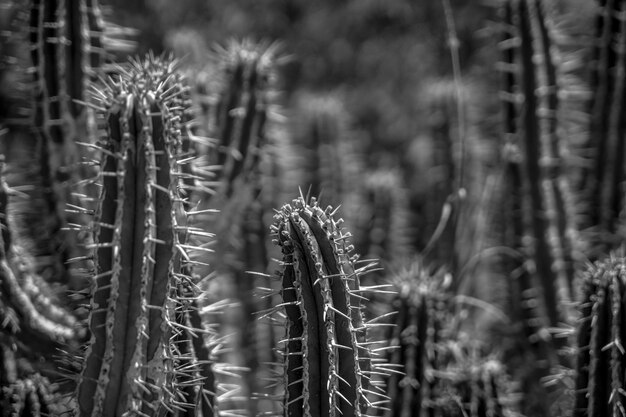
[578,0,626,256]
[572,255,626,417]
[0,156,78,414]
[271,196,392,417]
[0,0,130,292]
[498,0,577,348]
[290,93,362,209]
[383,263,447,417]
[192,39,282,415]
[76,56,216,416]
[352,168,413,270]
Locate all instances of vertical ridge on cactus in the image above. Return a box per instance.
[271,196,392,417]
[77,55,217,417]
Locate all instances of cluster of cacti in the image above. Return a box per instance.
[382,262,519,417]
[7,0,626,417]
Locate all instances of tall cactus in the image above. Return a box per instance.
[0,0,131,292]
[0,156,79,414]
[383,263,447,417]
[290,92,362,209]
[76,56,216,416]
[192,39,282,415]
[270,196,392,417]
[497,0,578,350]
[572,255,626,417]
[577,0,626,257]
[351,168,413,268]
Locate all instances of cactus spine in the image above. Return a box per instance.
[271,197,391,417]
[77,56,216,416]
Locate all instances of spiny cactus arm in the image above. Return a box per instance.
[78,89,175,417]
[383,288,424,417]
[586,275,611,416]
[528,0,578,305]
[201,40,277,201]
[0,165,78,343]
[582,0,626,242]
[78,56,218,416]
[185,299,218,416]
[572,273,597,417]
[278,241,306,417]
[572,258,626,417]
[513,0,563,332]
[273,197,390,417]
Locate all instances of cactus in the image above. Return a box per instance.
[192,39,282,415]
[290,92,363,209]
[270,196,393,417]
[352,168,413,270]
[194,39,279,203]
[383,263,447,417]
[0,0,132,293]
[577,0,626,257]
[571,255,626,417]
[76,55,217,416]
[439,346,519,417]
[497,0,578,349]
[491,1,580,414]
[0,151,79,353]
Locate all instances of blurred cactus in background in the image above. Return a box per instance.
[76,55,219,416]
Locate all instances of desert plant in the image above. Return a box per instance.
[76,55,217,416]
[192,39,282,415]
[499,0,578,331]
[571,254,626,417]
[289,92,363,209]
[270,196,393,417]
[577,0,626,258]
